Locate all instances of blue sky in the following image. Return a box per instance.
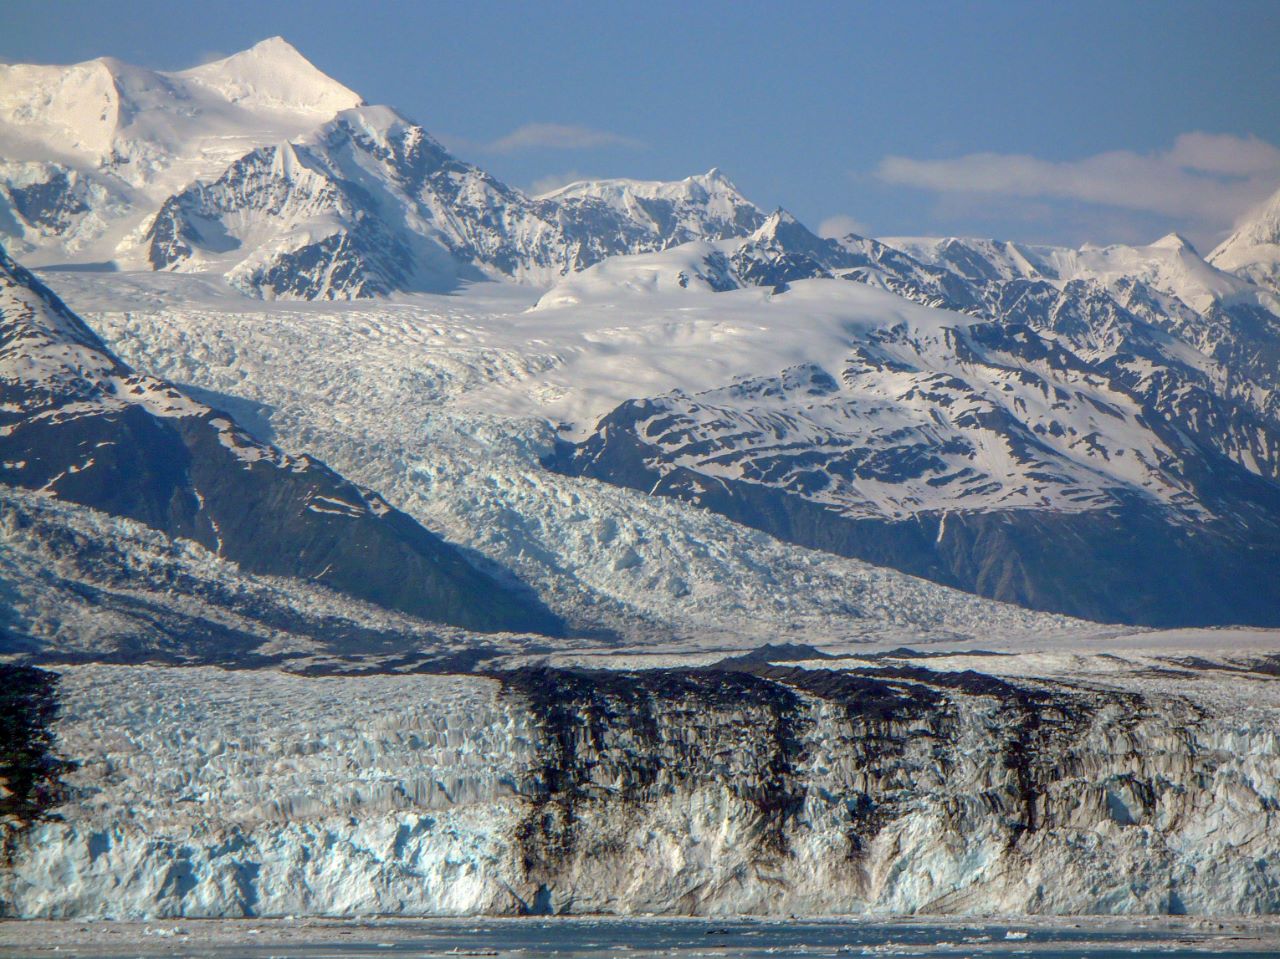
[6,0,1279,248]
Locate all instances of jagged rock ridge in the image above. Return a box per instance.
[0,40,767,298]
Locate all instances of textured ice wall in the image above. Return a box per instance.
[4,667,537,917]
[4,662,1279,918]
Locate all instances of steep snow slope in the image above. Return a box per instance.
[1209,185,1280,296]
[6,652,1280,917]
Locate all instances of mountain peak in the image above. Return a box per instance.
[751,207,811,241]
[692,166,743,192]
[192,36,310,72]
[762,207,801,226]
[1208,185,1280,292]
[179,36,363,118]
[1216,186,1280,250]
[247,35,303,57]
[1151,232,1197,255]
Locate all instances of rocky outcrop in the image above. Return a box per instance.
[0,667,74,863]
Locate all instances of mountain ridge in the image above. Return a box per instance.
[0,40,770,297]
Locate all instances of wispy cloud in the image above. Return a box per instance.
[482,123,644,155]
[875,133,1280,232]
[817,214,871,239]
[529,171,589,196]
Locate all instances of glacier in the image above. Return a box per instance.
[5,653,1280,918]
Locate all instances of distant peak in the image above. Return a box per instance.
[1232,186,1280,235]
[328,104,427,145]
[201,36,308,68]
[250,35,301,55]
[1243,186,1280,233]
[762,207,801,227]
[1151,232,1198,254]
[749,208,826,252]
[693,167,740,191]
[180,36,362,117]
[1209,185,1280,267]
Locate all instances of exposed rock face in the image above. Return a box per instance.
[0,666,73,862]
[4,660,1278,918]
[0,246,561,634]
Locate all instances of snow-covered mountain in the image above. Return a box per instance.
[541,219,1280,624]
[0,244,561,635]
[0,40,766,297]
[142,104,764,298]
[1209,185,1280,297]
[0,39,363,264]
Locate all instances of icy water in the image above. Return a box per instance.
[5,918,1279,959]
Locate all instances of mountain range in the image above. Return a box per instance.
[4,35,1280,925]
[2,37,1280,638]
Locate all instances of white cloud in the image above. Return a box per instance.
[817,214,871,239]
[483,123,644,155]
[1167,132,1280,177]
[529,171,589,196]
[875,133,1280,230]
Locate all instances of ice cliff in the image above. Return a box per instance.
[3,656,1278,918]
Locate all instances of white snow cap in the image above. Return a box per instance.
[179,37,363,117]
[1208,185,1280,293]
[1150,232,1197,254]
